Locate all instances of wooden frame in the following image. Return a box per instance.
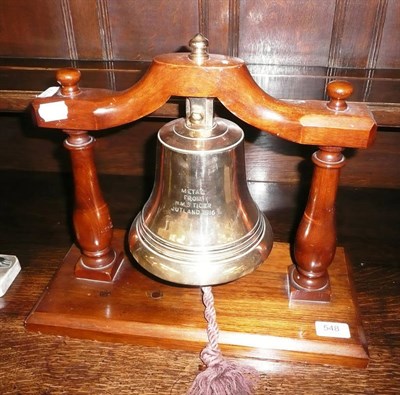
[25,36,376,367]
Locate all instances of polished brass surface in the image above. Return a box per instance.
[188,33,209,64]
[129,98,273,285]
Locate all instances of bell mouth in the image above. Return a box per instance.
[129,211,273,286]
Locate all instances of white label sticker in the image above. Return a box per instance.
[37,86,59,98]
[38,101,68,122]
[315,321,351,339]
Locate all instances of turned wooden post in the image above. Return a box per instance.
[288,81,353,302]
[57,69,122,281]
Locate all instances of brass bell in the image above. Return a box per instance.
[129,96,273,286]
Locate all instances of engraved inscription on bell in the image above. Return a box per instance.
[171,188,215,216]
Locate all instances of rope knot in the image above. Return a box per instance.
[200,344,224,367]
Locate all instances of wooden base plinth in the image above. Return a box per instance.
[25,229,368,368]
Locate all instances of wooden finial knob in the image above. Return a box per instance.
[326,80,353,111]
[188,33,209,64]
[56,68,81,96]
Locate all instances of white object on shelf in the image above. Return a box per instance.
[0,254,21,297]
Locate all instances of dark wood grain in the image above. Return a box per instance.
[1,0,399,124]
[1,58,399,125]
[290,148,345,300]
[63,129,122,280]
[1,0,398,69]
[0,0,69,58]
[31,60,376,149]
[25,230,369,368]
[0,170,399,394]
[238,0,336,66]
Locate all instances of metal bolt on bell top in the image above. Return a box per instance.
[128,95,273,286]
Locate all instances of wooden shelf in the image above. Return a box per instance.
[25,229,368,368]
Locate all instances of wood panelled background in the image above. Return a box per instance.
[1,0,397,65]
[0,0,399,115]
